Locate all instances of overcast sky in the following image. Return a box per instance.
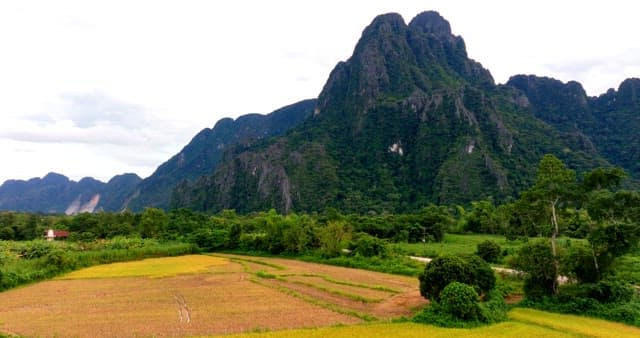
[1,0,638,184]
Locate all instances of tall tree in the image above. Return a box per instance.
[525,154,576,293]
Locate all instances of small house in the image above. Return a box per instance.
[45,229,70,241]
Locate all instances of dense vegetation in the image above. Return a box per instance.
[508,75,640,181]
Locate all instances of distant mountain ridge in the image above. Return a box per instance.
[0,99,316,213]
[0,172,141,214]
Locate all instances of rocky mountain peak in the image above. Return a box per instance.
[618,78,640,105]
[408,11,452,36]
[42,172,70,185]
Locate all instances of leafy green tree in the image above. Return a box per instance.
[587,221,640,281]
[476,240,501,263]
[416,204,452,242]
[348,233,390,258]
[522,154,576,293]
[582,167,626,192]
[227,223,242,249]
[189,228,229,251]
[463,200,498,234]
[419,254,495,301]
[439,282,482,321]
[138,208,168,238]
[512,239,557,300]
[318,221,351,257]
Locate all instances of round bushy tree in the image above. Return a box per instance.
[512,240,556,300]
[439,282,482,320]
[476,240,501,263]
[419,254,495,301]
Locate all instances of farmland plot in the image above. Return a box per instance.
[0,254,424,337]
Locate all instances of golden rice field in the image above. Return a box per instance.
[1,254,639,338]
[60,254,228,279]
[508,308,640,338]
[224,308,640,338]
[0,254,423,337]
[223,321,579,338]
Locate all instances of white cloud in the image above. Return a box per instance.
[0,0,638,184]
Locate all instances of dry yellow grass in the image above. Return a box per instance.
[0,271,359,337]
[508,308,640,338]
[221,321,580,338]
[214,254,418,291]
[285,275,395,302]
[59,254,228,279]
[213,254,427,320]
[0,254,421,337]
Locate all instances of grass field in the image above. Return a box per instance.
[393,233,583,258]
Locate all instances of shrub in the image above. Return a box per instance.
[349,233,389,258]
[476,240,501,263]
[512,239,557,300]
[419,254,495,301]
[562,244,599,283]
[42,249,77,272]
[480,289,508,323]
[439,282,482,320]
[559,278,635,303]
[189,228,229,251]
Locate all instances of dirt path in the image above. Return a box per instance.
[409,256,570,283]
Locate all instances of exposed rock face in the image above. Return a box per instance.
[125,99,316,210]
[172,11,609,214]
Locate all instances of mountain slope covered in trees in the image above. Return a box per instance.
[171,11,612,214]
[508,75,640,179]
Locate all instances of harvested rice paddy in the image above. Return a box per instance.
[0,254,423,337]
[1,254,638,338]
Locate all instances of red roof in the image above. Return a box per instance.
[45,230,70,238]
[53,230,70,238]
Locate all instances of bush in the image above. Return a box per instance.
[562,244,599,283]
[419,254,495,301]
[440,282,482,320]
[349,233,389,258]
[476,240,501,263]
[559,278,635,303]
[512,239,557,300]
[480,289,508,323]
[42,249,77,272]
